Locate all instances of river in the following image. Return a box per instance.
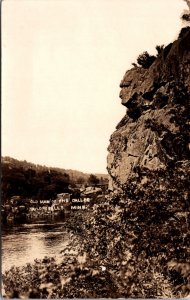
[2,220,70,272]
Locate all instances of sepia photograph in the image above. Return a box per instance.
[1,0,190,298]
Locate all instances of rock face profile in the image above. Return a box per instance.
[107,27,190,191]
[106,27,190,297]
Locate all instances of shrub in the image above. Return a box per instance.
[131,62,138,68]
[137,51,156,69]
[178,26,190,39]
[156,44,164,56]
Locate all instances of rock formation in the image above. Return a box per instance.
[106,28,190,296]
[107,27,190,191]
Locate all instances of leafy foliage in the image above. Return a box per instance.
[88,174,100,185]
[137,51,156,69]
[1,163,70,202]
[3,165,189,298]
[155,44,164,56]
[1,157,108,202]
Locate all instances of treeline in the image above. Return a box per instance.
[1,157,108,202]
[2,163,71,202]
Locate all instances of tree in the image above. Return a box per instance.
[155,45,164,56]
[88,174,99,186]
[76,176,85,184]
[1,160,71,201]
[137,51,156,69]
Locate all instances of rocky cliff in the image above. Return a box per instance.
[106,29,190,296]
[107,27,190,191]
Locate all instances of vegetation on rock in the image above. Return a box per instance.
[136,51,156,68]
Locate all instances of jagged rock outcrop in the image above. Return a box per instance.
[107,27,190,191]
[106,29,190,297]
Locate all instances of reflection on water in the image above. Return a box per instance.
[2,220,69,272]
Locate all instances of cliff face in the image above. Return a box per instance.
[107,27,190,191]
[105,27,190,297]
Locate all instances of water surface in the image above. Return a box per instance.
[2,220,69,272]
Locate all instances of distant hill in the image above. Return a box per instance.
[1,156,108,202]
[2,156,108,180]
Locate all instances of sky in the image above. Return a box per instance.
[2,0,187,173]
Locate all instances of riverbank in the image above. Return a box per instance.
[2,194,189,298]
[2,230,83,298]
[2,220,75,272]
